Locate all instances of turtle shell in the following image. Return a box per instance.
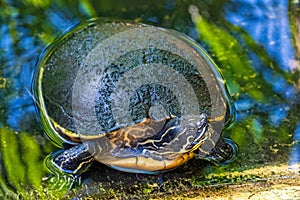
[33,19,234,152]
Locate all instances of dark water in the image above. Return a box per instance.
[0,0,299,199]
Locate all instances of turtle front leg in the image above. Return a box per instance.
[51,143,95,175]
[204,137,238,164]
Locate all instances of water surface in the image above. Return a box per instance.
[0,0,299,199]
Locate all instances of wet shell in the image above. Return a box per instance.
[34,19,233,158]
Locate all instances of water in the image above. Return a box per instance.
[0,0,299,199]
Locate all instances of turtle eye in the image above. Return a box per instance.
[199,113,208,120]
[196,114,208,129]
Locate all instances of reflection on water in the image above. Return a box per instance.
[225,0,300,167]
[0,0,299,199]
[225,0,295,71]
[189,3,299,174]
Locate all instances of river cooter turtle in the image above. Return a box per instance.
[33,19,237,176]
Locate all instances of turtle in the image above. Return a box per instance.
[33,19,237,176]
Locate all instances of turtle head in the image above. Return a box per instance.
[178,113,238,165]
[180,113,209,152]
[194,113,209,144]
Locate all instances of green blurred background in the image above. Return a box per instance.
[0,0,299,199]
